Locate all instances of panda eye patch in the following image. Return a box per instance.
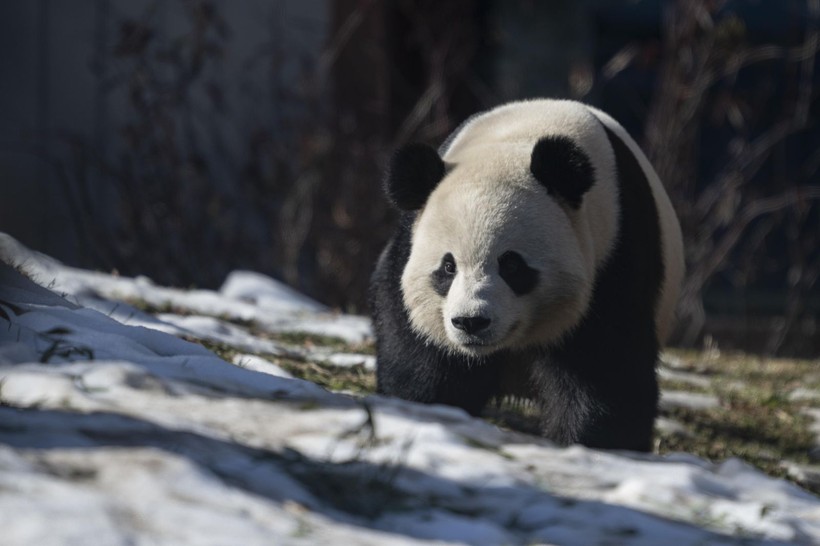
[498,251,524,275]
[498,251,539,296]
[431,253,457,296]
[499,252,519,274]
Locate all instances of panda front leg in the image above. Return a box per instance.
[530,361,599,446]
[578,364,660,452]
[375,331,501,416]
[531,357,659,452]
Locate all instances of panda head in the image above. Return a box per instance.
[386,136,598,356]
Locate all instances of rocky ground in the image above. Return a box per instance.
[1,232,819,545]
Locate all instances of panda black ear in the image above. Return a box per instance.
[384,143,445,211]
[530,136,595,209]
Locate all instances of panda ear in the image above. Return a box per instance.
[384,143,445,211]
[530,136,595,209]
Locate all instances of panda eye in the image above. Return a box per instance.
[431,253,457,296]
[442,254,457,276]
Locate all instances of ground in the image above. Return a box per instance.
[1,232,819,545]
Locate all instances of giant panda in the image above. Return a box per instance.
[370,99,684,452]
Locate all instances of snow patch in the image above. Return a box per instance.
[0,233,818,545]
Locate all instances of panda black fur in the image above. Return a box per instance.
[370,99,684,452]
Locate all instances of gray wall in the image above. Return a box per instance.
[0,0,328,267]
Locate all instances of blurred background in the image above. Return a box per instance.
[0,0,818,356]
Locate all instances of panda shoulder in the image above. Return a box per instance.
[584,105,651,173]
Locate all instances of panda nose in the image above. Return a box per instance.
[451,316,491,334]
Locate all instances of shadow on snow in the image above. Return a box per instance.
[0,405,797,545]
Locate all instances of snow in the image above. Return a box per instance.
[658,367,713,389]
[0,233,371,345]
[320,352,377,370]
[220,269,327,313]
[791,388,820,403]
[659,390,721,411]
[1,232,819,545]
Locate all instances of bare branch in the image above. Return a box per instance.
[688,185,820,293]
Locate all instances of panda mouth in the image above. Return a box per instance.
[458,334,503,353]
[453,333,493,350]
[454,321,520,352]
[458,340,495,356]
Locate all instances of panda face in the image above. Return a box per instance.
[400,157,592,356]
[430,247,540,352]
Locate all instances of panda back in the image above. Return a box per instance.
[587,106,684,343]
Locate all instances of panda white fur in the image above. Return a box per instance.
[370,99,684,451]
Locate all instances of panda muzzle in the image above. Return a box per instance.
[450,315,492,335]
